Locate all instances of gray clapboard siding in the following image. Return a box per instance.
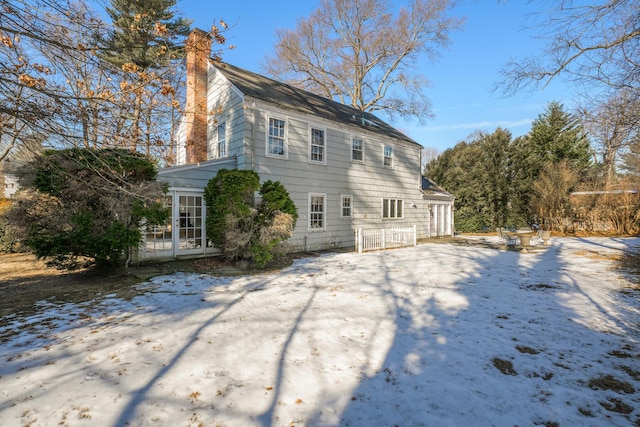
[236,103,425,249]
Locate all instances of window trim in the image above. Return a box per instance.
[266,116,288,159]
[309,125,327,164]
[351,136,365,163]
[308,193,327,231]
[383,145,393,168]
[382,198,404,219]
[340,194,353,219]
[216,120,227,158]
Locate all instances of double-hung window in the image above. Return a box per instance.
[383,145,393,168]
[216,121,227,158]
[310,127,326,164]
[382,198,403,219]
[309,193,326,231]
[341,195,353,218]
[351,137,364,162]
[267,117,287,157]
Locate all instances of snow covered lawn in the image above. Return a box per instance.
[1,237,639,426]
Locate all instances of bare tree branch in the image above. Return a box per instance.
[263,0,462,124]
[497,0,640,95]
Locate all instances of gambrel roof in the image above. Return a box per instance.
[214,62,421,148]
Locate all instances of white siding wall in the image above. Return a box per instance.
[206,70,248,164]
[245,104,427,251]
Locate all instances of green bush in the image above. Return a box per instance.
[3,148,167,269]
[203,170,297,267]
[204,169,260,248]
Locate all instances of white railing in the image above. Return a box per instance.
[355,225,417,253]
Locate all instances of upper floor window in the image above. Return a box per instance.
[267,117,287,158]
[383,145,393,168]
[309,193,326,231]
[352,138,364,163]
[310,127,326,164]
[382,198,403,219]
[341,195,353,218]
[216,121,227,158]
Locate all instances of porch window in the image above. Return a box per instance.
[143,195,172,253]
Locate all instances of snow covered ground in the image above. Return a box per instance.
[1,236,639,427]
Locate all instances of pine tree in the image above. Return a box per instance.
[101,0,191,158]
[103,0,191,70]
[528,101,592,171]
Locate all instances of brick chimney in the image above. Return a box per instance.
[185,28,212,163]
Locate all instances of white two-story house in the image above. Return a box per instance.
[140,29,454,260]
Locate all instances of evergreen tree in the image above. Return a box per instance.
[4,148,167,269]
[427,129,536,231]
[478,128,512,228]
[506,134,538,225]
[103,0,191,69]
[203,170,297,267]
[528,101,592,171]
[620,139,640,179]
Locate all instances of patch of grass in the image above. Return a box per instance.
[620,365,640,381]
[492,357,517,376]
[599,398,633,414]
[616,250,640,284]
[578,407,594,417]
[516,345,540,354]
[552,362,571,370]
[609,349,638,359]
[529,371,554,381]
[588,375,635,394]
[521,283,559,291]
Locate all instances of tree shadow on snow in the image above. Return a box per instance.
[325,237,640,426]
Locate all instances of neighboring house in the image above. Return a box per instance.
[0,158,23,199]
[139,29,454,260]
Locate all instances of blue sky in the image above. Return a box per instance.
[178,0,576,152]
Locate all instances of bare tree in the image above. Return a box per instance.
[579,90,640,186]
[421,146,441,174]
[497,0,639,95]
[263,0,462,123]
[530,160,578,232]
[0,0,217,166]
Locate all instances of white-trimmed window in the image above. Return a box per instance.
[382,198,403,219]
[341,195,353,218]
[267,117,287,158]
[383,145,393,167]
[351,137,364,162]
[216,121,227,158]
[310,127,326,164]
[309,193,326,231]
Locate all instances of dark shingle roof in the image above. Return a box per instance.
[422,176,454,199]
[214,62,420,147]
